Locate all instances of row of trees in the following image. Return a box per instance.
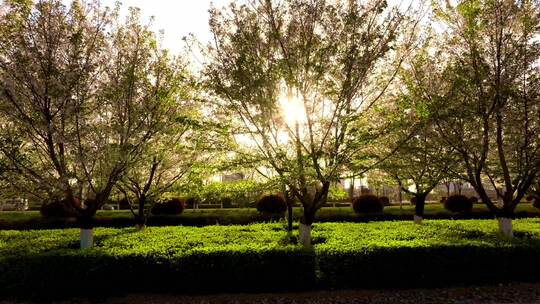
[0,0,223,246]
[203,0,540,242]
[1,0,540,246]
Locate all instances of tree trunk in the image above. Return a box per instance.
[413,193,427,225]
[299,208,316,246]
[136,195,147,231]
[348,177,355,200]
[80,228,93,249]
[78,211,95,249]
[398,187,403,210]
[497,217,513,238]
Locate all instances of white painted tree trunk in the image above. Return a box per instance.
[298,223,311,246]
[497,218,513,238]
[80,228,94,249]
[413,215,423,225]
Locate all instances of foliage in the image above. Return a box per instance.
[444,195,473,213]
[327,185,348,201]
[256,194,287,214]
[431,0,540,217]
[0,219,539,295]
[151,198,185,215]
[40,199,81,218]
[2,205,540,230]
[352,195,383,213]
[203,0,417,229]
[379,196,391,206]
[187,180,274,208]
[0,0,194,221]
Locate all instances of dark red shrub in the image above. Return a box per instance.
[40,198,80,218]
[151,198,185,215]
[352,195,383,213]
[256,194,287,214]
[440,197,447,204]
[444,195,473,213]
[379,196,390,206]
[410,197,417,205]
[469,196,479,204]
[530,196,540,209]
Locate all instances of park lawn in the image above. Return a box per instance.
[0,219,539,296]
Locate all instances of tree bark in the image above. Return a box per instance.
[413,193,428,225]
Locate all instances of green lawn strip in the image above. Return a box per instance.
[0,219,539,296]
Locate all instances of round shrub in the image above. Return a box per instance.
[40,198,80,218]
[118,198,132,210]
[256,194,287,214]
[469,196,479,204]
[379,196,390,206]
[530,196,540,209]
[440,197,447,204]
[410,197,417,205]
[352,195,383,213]
[221,197,233,208]
[185,197,199,209]
[444,195,473,213]
[151,198,185,215]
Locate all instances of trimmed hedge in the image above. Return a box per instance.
[2,204,540,230]
[1,219,539,297]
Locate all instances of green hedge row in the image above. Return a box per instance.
[1,219,539,297]
[1,204,539,230]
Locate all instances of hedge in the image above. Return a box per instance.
[1,204,540,230]
[1,219,539,297]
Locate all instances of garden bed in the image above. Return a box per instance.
[0,204,539,230]
[1,219,539,297]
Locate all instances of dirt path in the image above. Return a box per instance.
[2,282,539,304]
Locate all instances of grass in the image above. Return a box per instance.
[1,219,539,296]
[1,203,538,229]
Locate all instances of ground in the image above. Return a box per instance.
[1,283,539,304]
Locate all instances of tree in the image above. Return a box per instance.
[204,0,417,245]
[0,1,188,247]
[431,0,540,237]
[117,111,217,230]
[379,39,458,224]
[382,122,455,224]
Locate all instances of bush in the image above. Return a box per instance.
[1,220,539,296]
[531,196,540,209]
[379,196,390,206]
[221,197,233,208]
[410,197,417,205]
[185,197,199,209]
[118,198,132,210]
[469,196,479,204]
[440,197,447,204]
[40,198,80,218]
[151,198,185,215]
[256,194,287,214]
[444,195,473,213]
[352,195,383,213]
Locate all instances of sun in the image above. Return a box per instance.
[278,84,307,128]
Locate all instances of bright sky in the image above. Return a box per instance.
[97,0,233,54]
